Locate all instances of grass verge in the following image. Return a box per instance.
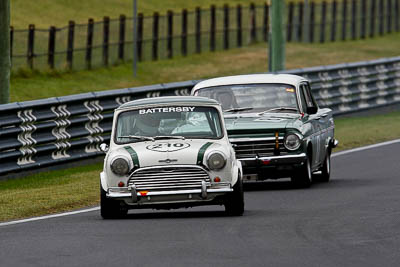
[0,164,101,222]
[1,111,400,222]
[334,111,400,151]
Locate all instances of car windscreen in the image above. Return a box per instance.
[115,106,223,144]
[195,84,299,113]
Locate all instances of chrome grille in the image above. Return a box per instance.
[231,139,288,159]
[128,166,210,191]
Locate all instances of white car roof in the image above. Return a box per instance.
[117,96,219,110]
[192,74,308,92]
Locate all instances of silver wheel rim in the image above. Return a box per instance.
[326,154,330,175]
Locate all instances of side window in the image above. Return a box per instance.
[301,83,317,109]
[298,85,308,113]
[304,83,318,107]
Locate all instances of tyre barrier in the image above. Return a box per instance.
[1,57,399,176]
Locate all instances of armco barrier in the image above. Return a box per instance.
[1,57,400,176]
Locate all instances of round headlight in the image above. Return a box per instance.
[207,152,226,170]
[110,158,130,175]
[284,133,301,151]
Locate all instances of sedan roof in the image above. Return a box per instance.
[192,74,308,92]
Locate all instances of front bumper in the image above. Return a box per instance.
[239,153,307,166]
[239,153,307,180]
[107,183,233,206]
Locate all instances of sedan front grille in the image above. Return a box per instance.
[128,166,211,191]
[231,139,288,159]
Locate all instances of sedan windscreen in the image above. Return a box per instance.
[195,84,299,113]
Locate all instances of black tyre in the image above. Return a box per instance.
[319,149,331,182]
[224,173,244,216]
[100,185,128,219]
[291,154,312,188]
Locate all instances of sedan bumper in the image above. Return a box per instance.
[238,153,307,180]
[239,153,307,166]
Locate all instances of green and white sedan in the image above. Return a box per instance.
[192,74,338,188]
[100,96,244,218]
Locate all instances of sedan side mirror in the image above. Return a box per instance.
[306,106,318,115]
[100,143,109,153]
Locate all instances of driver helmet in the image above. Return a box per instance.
[215,88,238,110]
[135,114,161,136]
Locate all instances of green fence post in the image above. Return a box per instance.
[269,0,286,72]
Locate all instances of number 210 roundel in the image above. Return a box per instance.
[146,142,190,152]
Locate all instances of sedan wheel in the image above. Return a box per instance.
[291,154,312,188]
[319,150,331,182]
[224,174,244,216]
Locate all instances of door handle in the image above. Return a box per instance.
[321,113,328,118]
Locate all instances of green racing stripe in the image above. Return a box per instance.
[197,142,213,165]
[124,146,140,168]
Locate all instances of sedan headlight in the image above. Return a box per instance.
[207,152,226,170]
[284,133,301,151]
[110,158,130,175]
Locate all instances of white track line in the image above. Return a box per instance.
[1,138,400,227]
[0,207,99,227]
[332,139,400,158]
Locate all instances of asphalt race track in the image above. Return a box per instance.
[1,141,400,267]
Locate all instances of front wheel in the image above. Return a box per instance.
[224,174,244,216]
[100,185,128,219]
[291,154,312,188]
[319,149,331,182]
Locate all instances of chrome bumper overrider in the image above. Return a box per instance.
[331,139,339,148]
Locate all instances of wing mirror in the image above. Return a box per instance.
[306,106,318,115]
[100,143,109,153]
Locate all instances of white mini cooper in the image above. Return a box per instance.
[100,96,244,218]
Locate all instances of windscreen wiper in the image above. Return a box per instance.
[118,135,155,141]
[258,107,298,115]
[224,107,253,112]
[153,136,185,140]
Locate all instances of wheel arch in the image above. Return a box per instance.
[231,160,242,186]
[100,172,108,191]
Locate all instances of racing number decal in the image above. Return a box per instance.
[146,142,190,152]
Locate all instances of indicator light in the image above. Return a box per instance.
[262,160,271,165]
[214,177,221,182]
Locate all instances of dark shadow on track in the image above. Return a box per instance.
[243,180,295,191]
[243,177,357,191]
[112,210,229,220]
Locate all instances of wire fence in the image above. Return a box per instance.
[10,0,400,72]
